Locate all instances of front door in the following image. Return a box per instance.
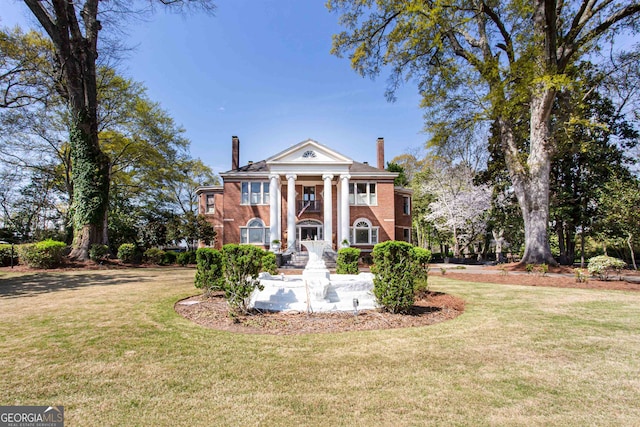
[297,220,323,251]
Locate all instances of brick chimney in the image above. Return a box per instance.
[377,137,385,170]
[232,136,240,170]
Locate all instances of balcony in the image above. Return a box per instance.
[296,200,321,215]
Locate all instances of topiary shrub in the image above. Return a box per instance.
[177,251,197,266]
[117,243,139,263]
[261,251,278,275]
[195,248,224,294]
[221,244,265,314]
[89,244,110,262]
[371,241,417,313]
[162,251,178,265]
[588,255,626,280]
[0,243,18,267]
[336,247,361,274]
[144,247,165,265]
[412,247,431,281]
[18,239,67,269]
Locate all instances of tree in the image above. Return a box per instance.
[597,176,640,270]
[21,0,215,259]
[424,161,491,258]
[328,0,640,265]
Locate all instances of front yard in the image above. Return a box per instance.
[1,268,639,425]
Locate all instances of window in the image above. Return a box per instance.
[349,182,377,205]
[303,186,315,202]
[403,228,411,243]
[205,195,215,214]
[240,218,270,245]
[302,150,317,158]
[403,196,410,215]
[241,181,269,205]
[350,218,379,245]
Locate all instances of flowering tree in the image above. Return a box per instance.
[424,163,491,258]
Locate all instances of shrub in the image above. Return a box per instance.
[195,248,224,293]
[177,251,197,266]
[117,243,139,263]
[144,248,165,265]
[0,244,18,267]
[574,268,588,283]
[89,244,110,262]
[221,244,265,314]
[412,247,431,280]
[162,251,179,265]
[18,239,67,269]
[336,247,360,274]
[371,241,417,313]
[261,251,278,275]
[588,255,626,280]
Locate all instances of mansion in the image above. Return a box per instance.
[197,136,412,254]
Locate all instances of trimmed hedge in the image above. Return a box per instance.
[336,247,361,274]
[117,243,139,263]
[144,248,165,265]
[195,248,224,292]
[18,239,67,269]
[221,244,265,314]
[0,244,18,267]
[261,251,278,275]
[177,251,197,266]
[371,241,419,313]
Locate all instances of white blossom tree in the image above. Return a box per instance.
[424,163,491,258]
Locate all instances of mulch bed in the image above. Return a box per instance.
[175,291,466,335]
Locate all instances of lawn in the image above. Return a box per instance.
[1,268,639,426]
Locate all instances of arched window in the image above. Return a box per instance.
[351,218,379,245]
[240,218,270,245]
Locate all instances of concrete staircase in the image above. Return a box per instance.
[283,250,337,269]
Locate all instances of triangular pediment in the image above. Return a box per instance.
[266,139,353,166]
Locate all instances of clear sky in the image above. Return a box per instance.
[2,0,428,175]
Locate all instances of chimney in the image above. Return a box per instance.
[377,137,385,170]
[231,136,240,170]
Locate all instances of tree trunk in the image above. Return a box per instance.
[628,233,637,270]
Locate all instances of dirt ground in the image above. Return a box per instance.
[175,291,466,335]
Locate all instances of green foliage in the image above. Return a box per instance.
[0,244,19,267]
[526,264,535,274]
[117,243,139,263]
[221,244,265,314]
[261,251,278,275]
[144,248,165,265]
[574,268,588,283]
[177,251,196,266]
[18,239,67,269]
[336,247,361,274]
[371,241,417,313]
[89,244,110,261]
[194,248,224,293]
[588,255,626,281]
[162,251,178,265]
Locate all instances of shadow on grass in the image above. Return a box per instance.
[0,272,151,299]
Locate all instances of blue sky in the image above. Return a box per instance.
[2,0,427,175]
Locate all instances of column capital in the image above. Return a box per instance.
[340,174,351,181]
[269,173,280,181]
[322,173,334,181]
[285,174,297,181]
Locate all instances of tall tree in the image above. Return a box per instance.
[329,0,640,265]
[21,0,215,259]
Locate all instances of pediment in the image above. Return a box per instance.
[266,139,353,166]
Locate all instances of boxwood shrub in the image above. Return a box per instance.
[177,251,197,266]
[18,239,67,269]
[117,243,139,263]
[221,244,265,314]
[144,248,165,265]
[336,247,361,274]
[371,241,418,313]
[195,248,224,293]
[0,244,18,267]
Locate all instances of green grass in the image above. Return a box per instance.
[1,268,640,426]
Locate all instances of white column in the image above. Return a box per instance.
[269,174,280,251]
[323,174,333,248]
[286,174,297,251]
[340,174,351,246]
